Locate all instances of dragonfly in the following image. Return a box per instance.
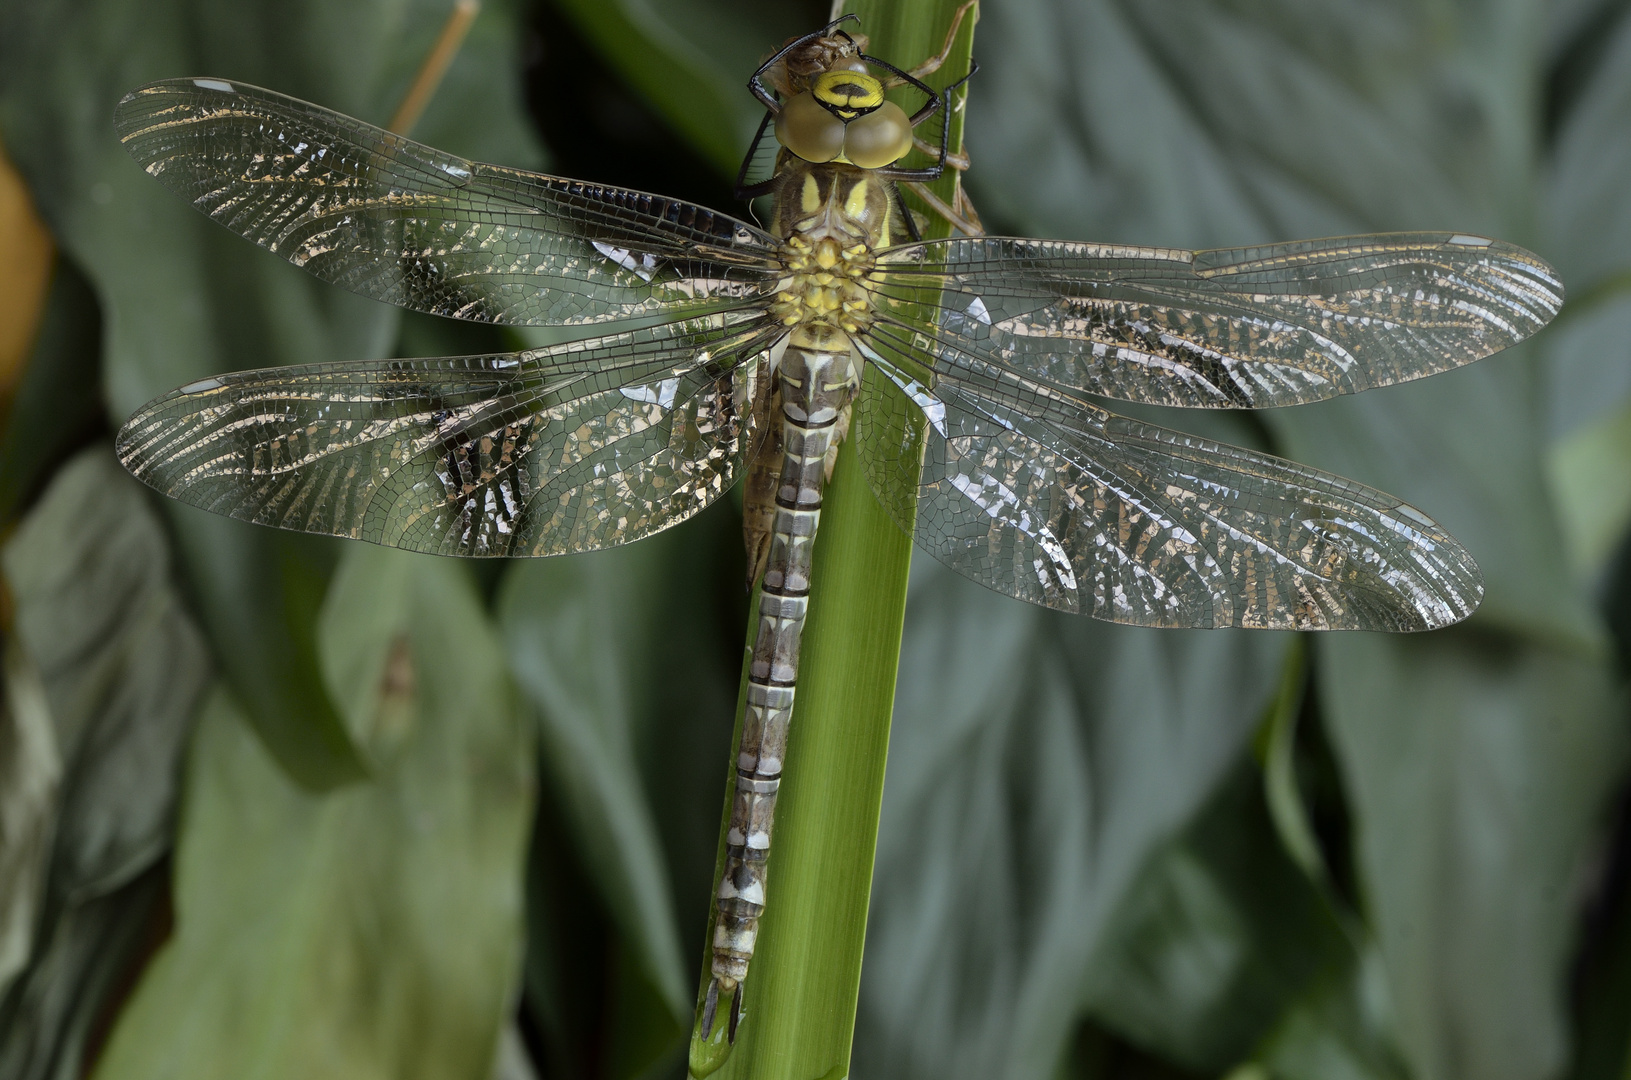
[111,14,1563,1051]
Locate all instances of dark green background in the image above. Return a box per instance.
[0,1,1628,1078]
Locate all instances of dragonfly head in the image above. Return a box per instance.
[774,64,914,170]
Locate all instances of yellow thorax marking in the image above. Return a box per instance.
[770,230,877,335]
[800,173,821,214]
[843,178,871,222]
[812,70,884,119]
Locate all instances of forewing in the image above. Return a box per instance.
[116,316,780,557]
[855,326,1482,630]
[873,233,1562,408]
[114,78,780,326]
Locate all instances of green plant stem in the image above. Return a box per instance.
[688,2,977,1076]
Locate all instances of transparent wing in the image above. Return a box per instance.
[855,325,1482,630]
[872,233,1562,409]
[116,316,781,557]
[114,78,781,327]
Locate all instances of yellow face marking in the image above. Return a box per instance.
[843,178,872,222]
[812,70,884,117]
[800,173,822,214]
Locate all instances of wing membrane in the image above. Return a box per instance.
[873,233,1562,409]
[855,325,1482,630]
[116,316,779,557]
[114,79,780,326]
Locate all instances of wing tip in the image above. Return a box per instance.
[1426,232,1566,321]
[112,376,225,487]
[111,417,137,466]
[112,412,160,490]
[113,77,242,140]
[1475,236,1567,317]
[1398,515,1484,632]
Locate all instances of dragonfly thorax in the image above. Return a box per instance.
[769,233,875,336]
[769,162,887,336]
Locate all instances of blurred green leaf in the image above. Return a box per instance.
[970,0,1593,646]
[1254,949,1409,1080]
[1318,632,1622,1080]
[1067,750,1409,1080]
[160,516,364,789]
[607,942,690,1080]
[0,446,209,1079]
[91,545,534,1080]
[962,3,1629,1078]
[0,642,56,997]
[500,547,693,1024]
[1542,7,1631,578]
[502,500,745,1075]
[1078,766,1351,1073]
[549,0,814,176]
[1545,4,1631,428]
[855,562,1287,1080]
[405,0,547,168]
[0,866,169,1080]
[1548,401,1631,577]
[314,546,418,768]
[491,1023,541,1080]
[0,0,545,790]
[1,447,208,899]
[1564,812,1631,1080]
[520,777,605,1080]
[1543,291,1631,445]
[1258,643,1327,888]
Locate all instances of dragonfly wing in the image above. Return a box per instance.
[873,233,1562,408]
[116,316,780,557]
[856,326,1482,630]
[115,78,780,327]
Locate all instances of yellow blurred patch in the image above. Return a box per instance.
[0,141,54,394]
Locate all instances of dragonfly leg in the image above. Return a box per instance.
[896,186,926,244]
[747,14,862,112]
[913,135,969,171]
[896,71,984,237]
[885,0,979,85]
[903,179,986,236]
[952,184,986,233]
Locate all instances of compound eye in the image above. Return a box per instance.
[830,57,872,76]
[842,100,913,169]
[775,92,845,162]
